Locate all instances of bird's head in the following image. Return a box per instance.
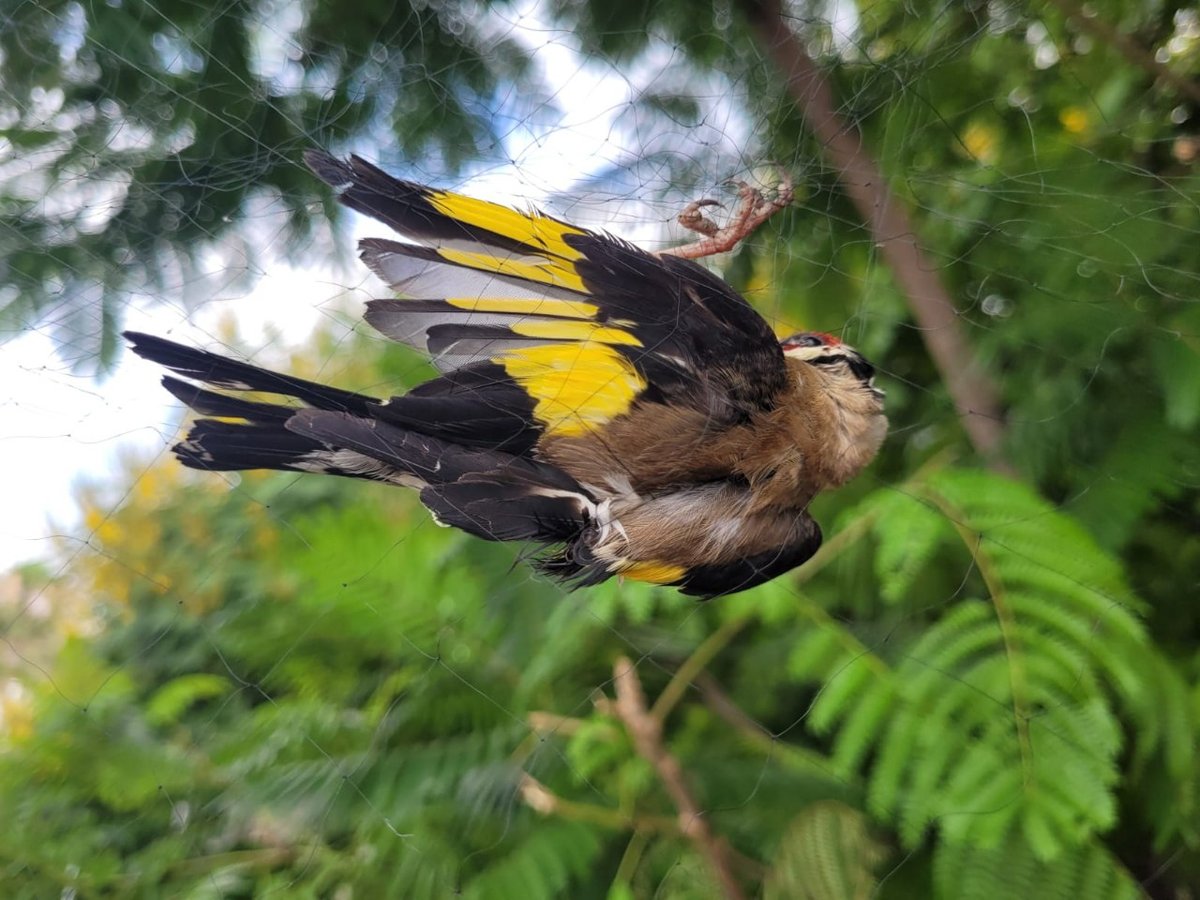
[780,331,885,405]
[778,330,887,486]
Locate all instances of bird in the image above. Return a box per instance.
[126,151,886,598]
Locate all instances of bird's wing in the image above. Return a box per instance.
[306,152,790,441]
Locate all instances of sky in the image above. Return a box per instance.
[0,273,332,570]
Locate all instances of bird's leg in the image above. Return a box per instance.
[659,169,795,260]
[674,198,723,238]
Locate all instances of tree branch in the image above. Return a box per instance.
[518,772,679,834]
[742,0,1012,472]
[651,615,750,723]
[611,656,747,900]
[694,672,840,775]
[1046,0,1200,106]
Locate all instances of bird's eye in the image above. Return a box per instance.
[781,332,832,350]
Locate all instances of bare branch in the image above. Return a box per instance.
[742,0,1012,472]
[695,671,773,740]
[518,772,678,833]
[526,710,588,736]
[651,616,749,722]
[611,657,747,900]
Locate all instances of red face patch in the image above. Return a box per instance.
[781,331,842,351]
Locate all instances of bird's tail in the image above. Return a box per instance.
[125,331,394,480]
[125,331,600,548]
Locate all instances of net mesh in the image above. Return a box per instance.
[1,1,1197,896]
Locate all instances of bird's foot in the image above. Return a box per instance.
[674,198,723,238]
[659,168,794,260]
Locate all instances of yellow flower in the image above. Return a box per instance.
[962,121,999,165]
[1059,106,1090,135]
[0,680,33,742]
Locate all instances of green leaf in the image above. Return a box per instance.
[790,469,1157,856]
[764,801,886,900]
[463,821,603,900]
[145,673,232,726]
[933,832,1145,900]
[867,489,950,603]
[1154,331,1200,431]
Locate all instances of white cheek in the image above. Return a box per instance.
[782,347,824,362]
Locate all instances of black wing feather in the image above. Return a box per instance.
[161,375,293,424]
[306,151,550,259]
[573,242,790,416]
[676,519,822,599]
[305,151,791,424]
[372,363,540,454]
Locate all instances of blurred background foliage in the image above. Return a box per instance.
[3,0,1200,896]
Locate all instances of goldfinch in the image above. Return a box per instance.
[126,151,885,598]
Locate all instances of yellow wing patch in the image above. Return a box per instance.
[445,297,599,319]
[509,320,642,346]
[618,560,687,584]
[438,247,587,293]
[496,342,646,436]
[425,190,585,261]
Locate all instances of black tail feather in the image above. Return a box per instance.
[419,478,588,543]
[286,409,475,484]
[174,420,326,472]
[125,331,377,414]
[286,409,578,491]
[131,334,392,480]
[129,328,597,554]
[161,376,293,424]
[288,407,593,544]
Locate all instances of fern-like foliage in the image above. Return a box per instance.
[5,347,1195,897]
[764,801,886,900]
[789,469,1191,860]
[933,832,1145,900]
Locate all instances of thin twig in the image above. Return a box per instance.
[651,615,750,722]
[694,672,841,775]
[1046,0,1200,106]
[518,772,679,833]
[695,671,773,740]
[526,710,589,737]
[611,657,747,900]
[742,0,1012,472]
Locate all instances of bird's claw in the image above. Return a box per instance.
[676,198,724,237]
[661,167,795,260]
